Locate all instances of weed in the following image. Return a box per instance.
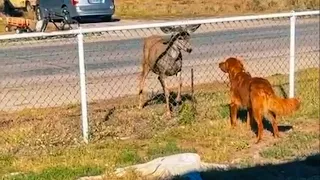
[4,166,103,180]
[0,154,16,174]
[147,140,196,160]
[260,131,319,159]
[217,105,230,119]
[260,145,295,159]
[117,148,142,166]
[178,102,196,125]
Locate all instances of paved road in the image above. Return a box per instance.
[0,18,319,111]
[80,18,168,28]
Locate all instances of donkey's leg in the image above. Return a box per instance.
[158,76,171,117]
[175,71,182,104]
[138,66,150,109]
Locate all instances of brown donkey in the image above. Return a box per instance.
[138,25,200,117]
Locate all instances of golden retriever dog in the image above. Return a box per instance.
[219,57,300,143]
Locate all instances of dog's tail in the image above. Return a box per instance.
[268,95,301,116]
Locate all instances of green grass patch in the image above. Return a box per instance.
[260,131,319,160]
[4,166,103,180]
[0,154,16,174]
[147,140,197,160]
[117,148,142,166]
[178,102,196,125]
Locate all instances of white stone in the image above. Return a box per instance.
[115,153,229,179]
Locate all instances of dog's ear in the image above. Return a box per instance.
[239,61,244,70]
[235,56,244,64]
[235,56,245,70]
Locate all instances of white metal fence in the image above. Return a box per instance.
[0,10,319,143]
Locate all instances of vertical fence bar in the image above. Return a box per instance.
[289,10,296,98]
[77,28,89,143]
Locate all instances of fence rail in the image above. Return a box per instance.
[0,10,319,40]
[0,10,319,143]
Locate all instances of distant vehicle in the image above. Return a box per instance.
[4,0,37,12]
[4,17,33,33]
[35,0,115,21]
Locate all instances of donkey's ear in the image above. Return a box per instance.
[185,24,201,33]
[160,26,176,34]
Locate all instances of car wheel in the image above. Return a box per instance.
[74,16,82,23]
[101,15,112,22]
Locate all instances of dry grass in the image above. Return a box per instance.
[0,67,319,179]
[0,19,5,32]
[0,0,3,10]
[0,0,318,34]
[115,0,320,19]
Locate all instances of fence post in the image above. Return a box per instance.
[289,10,296,98]
[77,27,89,143]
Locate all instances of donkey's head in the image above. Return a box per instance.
[161,24,200,54]
[171,31,192,53]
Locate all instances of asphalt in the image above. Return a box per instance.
[0,19,319,110]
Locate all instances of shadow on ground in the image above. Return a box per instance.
[233,83,293,137]
[142,92,193,108]
[78,17,121,24]
[236,108,293,136]
[173,153,320,180]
